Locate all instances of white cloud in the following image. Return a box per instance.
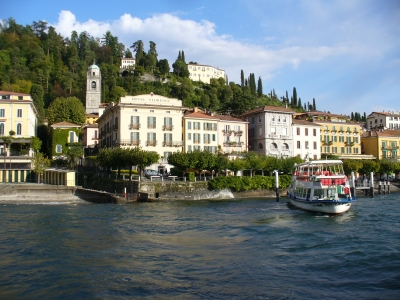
[51,11,355,83]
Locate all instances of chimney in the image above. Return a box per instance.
[194,107,198,113]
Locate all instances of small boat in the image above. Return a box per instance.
[287,159,356,214]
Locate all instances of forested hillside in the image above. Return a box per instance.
[0,17,319,124]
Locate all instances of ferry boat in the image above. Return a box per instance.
[287,159,356,214]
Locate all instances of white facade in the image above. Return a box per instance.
[217,115,248,154]
[97,94,186,172]
[86,64,101,114]
[292,119,321,160]
[183,109,219,153]
[241,106,295,157]
[120,57,135,69]
[187,63,227,84]
[367,111,400,130]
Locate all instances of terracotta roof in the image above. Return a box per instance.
[304,111,349,118]
[84,123,98,128]
[361,130,400,138]
[292,119,321,127]
[367,111,400,117]
[184,111,219,120]
[312,120,362,126]
[0,91,30,96]
[86,113,99,117]
[217,114,247,122]
[240,105,295,117]
[51,121,81,128]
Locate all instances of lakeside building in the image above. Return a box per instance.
[366,111,400,130]
[50,121,81,160]
[187,63,227,84]
[96,93,186,173]
[240,106,295,157]
[0,91,39,179]
[361,129,400,160]
[217,114,248,155]
[294,111,363,159]
[82,123,99,156]
[183,108,219,153]
[292,119,321,160]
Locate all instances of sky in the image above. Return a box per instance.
[1,0,400,116]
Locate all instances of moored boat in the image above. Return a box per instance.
[287,159,356,214]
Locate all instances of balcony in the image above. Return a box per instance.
[281,135,290,139]
[146,140,157,147]
[345,141,355,146]
[113,124,118,131]
[129,123,141,130]
[148,124,156,129]
[382,145,399,150]
[204,126,217,131]
[235,130,243,136]
[172,141,184,147]
[163,141,173,147]
[269,133,278,138]
[114,139,140,146]
[162,125,174,131]
[223,141,243,147]
[323,141,333,146]
[222,130,232,136]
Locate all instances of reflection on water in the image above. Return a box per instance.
[0,196,399,299]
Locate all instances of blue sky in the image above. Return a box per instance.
[1,0,400,116]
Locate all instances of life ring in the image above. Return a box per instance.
[345,187,349,195]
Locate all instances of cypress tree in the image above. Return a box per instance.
[177,51,182,60]
[293,87,298,107]
[312,98,316,111]
[241,70,244,87]
[257,76,263,97]
[181,50,185,63]
[298,97,302,108]
[286,90,289,103]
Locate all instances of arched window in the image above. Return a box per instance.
[332,126,336,131]
[340,126,343,131]
[282,143,289,150]
[258,143,263,150]
[91,81,96,89]
[16,123,22,135]
[270,143,278,150]
[347,127,350,132]
[324,125,328,130]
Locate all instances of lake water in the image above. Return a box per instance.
[0,194,399,299]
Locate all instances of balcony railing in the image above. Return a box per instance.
[146,140,157,146]
[129,123,141,130]
[382,146,399,150]
[269,133,277,138]
[148,124,156,129]
[345,141,355,146]
[162,125,174,131]
[222,130,232,136]
[114,139,141,146]
[223,141,243,147]
[235,130,243,136]
[323,141,333,145]
[163,141,173,147]
[204,127,217,131]
[172,141,184,147]
[281,135,290,139]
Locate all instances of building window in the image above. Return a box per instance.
[0,123,4,135]
[147,116,156,129]
[188,133,191,140]
[0,109,5,117]
[212,134,216,142]
[297,128,300,135]
[91,81,96,89]
[18,96,23,100]
[187,121,192,130]
[305,141,309,149]
[16,123,22,135]
[314,141,317,149]
[313,129,316,136]
[17,109,22,118]
[297,141,301,149]
[56,144,62,153]
[69,131,75,143]
[305,128,308,136]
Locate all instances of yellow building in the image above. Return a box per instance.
[361,130,400,160]
[294,111,362,157]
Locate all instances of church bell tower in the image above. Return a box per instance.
[86,62,101,114]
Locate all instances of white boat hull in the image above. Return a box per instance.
[289,198,352,214]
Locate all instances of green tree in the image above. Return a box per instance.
[46,96,86,125]
[343,159,363,176]
[359,160,379,177]
[378,159,396,180]
[167,151,194,177]
[66,145,84,169]
[30,84,45,124]
[31,152,51,183]
[257,76,263,97]
[158,59,170,77]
